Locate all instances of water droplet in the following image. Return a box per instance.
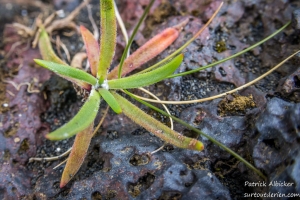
[2,103,8,107]
[57,10,65,18]
[21,9,28,16]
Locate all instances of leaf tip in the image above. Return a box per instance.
[115,109,122,114]
[33,59,42,64]
[60,181,67,188]
[80,25,87,33]
[45,132,63,140]
[172,18,189,31]
[195,141,204,151]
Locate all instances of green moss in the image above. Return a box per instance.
[215,40,227,53]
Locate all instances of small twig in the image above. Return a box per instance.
[21,40,31,53]
[71,52,87,69]
[92,106,110,137]
[137,87,173,130]
[114,0,129,58]
[32,16,43,48]
[114,0,128,45]
[12,23,35,37]
[62,30,76,37]
[56,35,63,60]
[6,90,15,97]
[151,144,166,155]
[53,158,68,169]
[8,62,24,77]
[46,0,89,33]
[86,0,99,41]
[56,35,71,62]
[29,148,72,162]
[32,31,41,48]
[3,80,40,93]
[44,12,57,28]
[5,41,22,58]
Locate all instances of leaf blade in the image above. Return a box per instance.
[38,26,90,89]
[98,0,117,82]
[98,89,122,114]
[80,25,99,77]
[108,54,183,89]
[114,0,155,79]
[46,89,100,140]
[38,26,66,65]
[108,21,188,79]
[113,92,204,151]
[34,59,98,86]
[60,122,94,188]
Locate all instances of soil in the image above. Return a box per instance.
[0,0,300,199]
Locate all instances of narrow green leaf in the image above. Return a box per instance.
[46,89,100,140]
[60,122,94,188]
[113,92,204,151]
[98,88,122,114]
[108,54,183,89]
[80,25,99,77]
[98,0,117,82]
[38,26,90,90]
[38,26,66,65]
[34,59,98,86]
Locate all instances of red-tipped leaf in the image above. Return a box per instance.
[60,122,94,188]
[107,20,188,79]
[113,92,204,151]
[80,25,99,76]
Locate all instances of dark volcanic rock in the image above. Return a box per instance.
[253,98,300,195]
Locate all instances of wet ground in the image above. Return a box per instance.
[0,0,300,199]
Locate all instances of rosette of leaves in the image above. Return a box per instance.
[34,0,294,188]
[35,0,205,187]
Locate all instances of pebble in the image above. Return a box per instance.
[14,137,20,143]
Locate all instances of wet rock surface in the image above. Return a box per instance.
[0,0,300,199]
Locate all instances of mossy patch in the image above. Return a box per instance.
[214,40,227,53]
[18,138,30,154]
[3,124,19,137]
[218,93,256,116]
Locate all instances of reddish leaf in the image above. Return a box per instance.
[60,122,94,188]
[80,25,99,77]
[107,20,188,79]
[113,92,204,151]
